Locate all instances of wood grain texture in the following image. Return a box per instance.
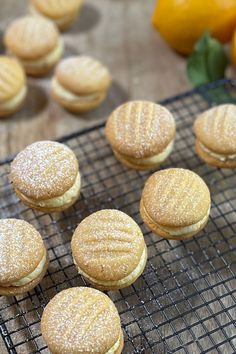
[0,0,189,161]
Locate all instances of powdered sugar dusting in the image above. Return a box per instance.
[11,141,78,200]
[194,104,236,154]
[41,287,121,354]
[0,219,44,284]
[72,209,144,281]
[106,101,176,158]
[142,168,211,227]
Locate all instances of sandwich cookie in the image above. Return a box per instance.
[51,56,112,112]
[4,16,63,76]
[30,0,83,31]
[194,104,236,168]
[0,219,48,296]
[140,168,211,240]
[41,287,124,354]
[0,56,27,117]
[71,209,147,290]
[105,101,176,170]
[11,141,81,213]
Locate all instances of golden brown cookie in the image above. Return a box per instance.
[51,56,112,112]
[71,209,147,290]
[140,168,211,240]
[4,15,63,76]
[10,141,81,213]
[105,101,176,170]
[0,56,27,117]
[194,104,236,168]
[41,287,124,354]
[30,0,83,31]
[0,219,48,296]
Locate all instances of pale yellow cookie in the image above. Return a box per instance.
[4,15,63,76]
[140,168,211,240]
[30,0,83,31]
[10,141,81,213]
[71,209,147,290]
[0,56,27,117]
[194,104,236,168]
[41,287,124,354]
[0,219,48,296]
[51,56,112,112]
[105,101,176,170]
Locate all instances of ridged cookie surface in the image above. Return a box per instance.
[194,104,236,154]
[4,16,59,59]
[141,168,210,227]
[41,287,122,354]
[72,209,145,281]
[0,219,45,285]
[32,0,83,18]
[11,141,78,200]
[105,101,176,158]
[55,56,112,95]
[0,56,25,102]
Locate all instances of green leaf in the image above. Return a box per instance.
[187,32,228,87]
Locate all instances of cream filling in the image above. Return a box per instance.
[20,39,63,69]
[74,247,146,287]
[29,3,77,26]
[118,140,174,166]
[21,172,81,208]
[0,86,27,111]
[145,207,210,236]
[52,77,103,103]
[10,253,46,287]
[106,334,121,354]
[199,142,236,162]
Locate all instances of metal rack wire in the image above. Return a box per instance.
[0,79,236,354]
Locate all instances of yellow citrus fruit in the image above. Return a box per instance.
[152,0,236,55]
[231,28,236,66]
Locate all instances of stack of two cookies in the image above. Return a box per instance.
[0,141,81,296]
[0,14,63,117]
[40,209,147,354]
[41,209,148,354]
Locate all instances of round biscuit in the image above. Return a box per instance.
[4,16,59,60]
[41,287,123,354]
[55,56,112,95]
[140,168,211,228]
[105,101,176,159]
[194,104,236,155]
[0,219,46,285]
[11,141,78,200]
[72,209,145,282]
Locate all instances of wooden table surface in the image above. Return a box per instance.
[0,0,188,352]
[0,0,191,161]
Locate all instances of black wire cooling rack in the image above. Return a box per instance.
[0,79,236,354]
